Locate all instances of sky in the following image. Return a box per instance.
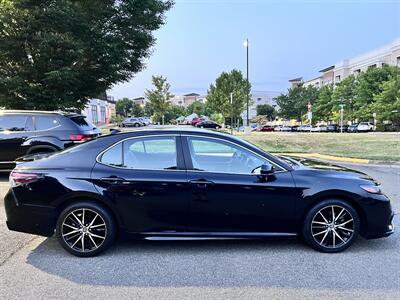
[109,0,400,99]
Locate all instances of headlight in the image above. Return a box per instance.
[360,185,381,194]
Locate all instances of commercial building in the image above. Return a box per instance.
[291,38,400,88]
[241,91,280,120]
[81,95,116,126]
[170,93,206,107]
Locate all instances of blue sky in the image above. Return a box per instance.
[109,0,400,99]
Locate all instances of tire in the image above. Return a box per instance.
[56,201,116,257]
[302,199,360,253]
[134,123,140,127]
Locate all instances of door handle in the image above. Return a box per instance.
[189,179,214,188]
[100,176,127,183]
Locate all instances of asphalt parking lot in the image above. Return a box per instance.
[0,163,399,299]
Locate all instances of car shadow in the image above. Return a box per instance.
[26,234,400,289]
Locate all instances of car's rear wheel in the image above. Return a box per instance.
[134,123,140,127]
[56,201,116,257]
[302,199,360,253]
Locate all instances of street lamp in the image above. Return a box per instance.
[243,38,249,127]
[230,92,233,135]
[339,104,345,133]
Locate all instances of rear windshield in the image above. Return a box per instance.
[69,116,96,130]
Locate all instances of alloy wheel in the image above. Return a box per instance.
[61,208,107,253]
[311,205,355,249]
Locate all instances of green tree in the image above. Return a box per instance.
[206,69,251,121]
[353,66,393,121]
[372,68,400,125]
[144,102,154,117]
[256,104,276,120]
[115,98,133,117]
[276,84,319,121]
[164,105,186,123]
[186,101,205,116]
[332,75,357,121]
[0,0,173,110]
[131,103,144,117]
[145,75,173,124]
[313,85,336,122]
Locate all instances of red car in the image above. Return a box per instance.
[254,125,274,132]
[191,118,205,126]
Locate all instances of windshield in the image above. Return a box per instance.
[69,116,96,130]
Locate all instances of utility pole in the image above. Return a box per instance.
[244,38,249,127]
[230,92,233,135]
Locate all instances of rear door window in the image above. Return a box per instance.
[0,115,30,132]
[35,116,60,130]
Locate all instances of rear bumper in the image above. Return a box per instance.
[4,189,56,237]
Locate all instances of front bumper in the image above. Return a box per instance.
[4,189,56,237]
[361,193,395,239]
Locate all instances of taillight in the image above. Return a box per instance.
[9,171,42,187]
[69,134,96,143]
[360,185,381,194]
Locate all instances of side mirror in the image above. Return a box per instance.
[260,163,275,176]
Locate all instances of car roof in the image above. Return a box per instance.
[0,110,83,118]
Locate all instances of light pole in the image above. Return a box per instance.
[243,38,249,127]
[230,92,233,135]
[339,104,345,133]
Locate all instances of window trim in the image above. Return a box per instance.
[96,133,289,174]
[96,134,185,171]
[181,134,289,175]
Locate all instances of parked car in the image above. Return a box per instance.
[121,117,143,127]
[5,129,394,256]
[196,120,221,129]
[281,126,293,132]
[274,126,282,131]
[338,125,349,132]
[357,122,375,132]
[254,125,274,132]
[326,124,338,132]
[298,125,312,132]
[347,124,358,133]
[311,125,328,132]
[0,110,100,172]
[191,117,205,126]
[138,117,151,126]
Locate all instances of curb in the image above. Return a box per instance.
[276,152,369,164]
[277,152,400,166]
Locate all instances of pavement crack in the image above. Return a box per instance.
[0,236,40,267]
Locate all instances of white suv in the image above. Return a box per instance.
[357,122,375,132]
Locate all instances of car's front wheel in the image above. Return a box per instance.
[302,199,360,253]
[56,201,116,257]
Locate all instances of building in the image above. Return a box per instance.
[132,97,148,107]
[82,96,116,126]
[170,93,206,107]
[291,38,400,88]
[241,91,280,120]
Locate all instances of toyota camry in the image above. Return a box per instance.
[4,129,394,256]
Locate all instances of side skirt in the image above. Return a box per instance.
[134,232,297,240]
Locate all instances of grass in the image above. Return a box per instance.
[236,132,400,161]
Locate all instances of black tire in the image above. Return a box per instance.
[134,123,140,127]
[56,201,116,257]
[302,199,360,253]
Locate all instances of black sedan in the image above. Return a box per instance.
[5,129,394,256]
[195,120,221,129]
